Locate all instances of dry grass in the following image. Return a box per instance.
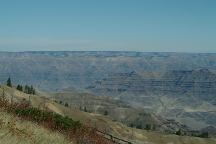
[0,111,69,144]
[1,85,216,144]
[0,86,113,144]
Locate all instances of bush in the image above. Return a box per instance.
[16,85,23,91]
[0,95,112,144]
[104,110,108,116]
[64,102,69,107]
[84,107,87,112]
[198,132,209,138]
[176,129,182,135]
[15,107,81,130]
[7,77,12,87]
[136,124,142,129]
[53,114,81,130]
[145,124,151,130]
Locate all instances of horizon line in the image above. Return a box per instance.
[0,50,215,54]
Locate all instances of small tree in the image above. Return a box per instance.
[199,132,208,138]
[65,102,69,107]
[145,124,151,130]
[32,88,36,95]
[24,85,29,93]
[17,85,23,91]
[104,110,108,116]
[20,85,23,91]
[152,124,156,130]
[136,124,142,129]
[84,106,87,112]
[16,85,20,90]
[176,129,182,135]
[30,85,34,94]
[22,85,35,94]
[7,77,12,87]
[129,123,134,128]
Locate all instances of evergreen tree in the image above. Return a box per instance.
[16,85,20,91]
[129,123,134,128]
[152,124,156,130]
[32,88,36,95]
[30,85,34,94]
[20,85,23,91]
[145,124,151,130]
[27,86,31,94]
[176,129,182,135]
[65,102,69,107]
[24,85,28,93]
[104,110,108,116]
[17,84,35,94]
[84,106,87,112]
[136,124,142,129]
[199,132,208,138]
[17,85,23,91]
[7,77,12,87]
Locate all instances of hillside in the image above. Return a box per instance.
[1,85,216,144]
[50,90,193,134]
[1,51,216,131]
[0,110,69,144]
[0,51,216,132]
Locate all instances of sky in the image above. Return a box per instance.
[0,0,215,52]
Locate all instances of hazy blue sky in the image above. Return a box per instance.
[0,0,215,52]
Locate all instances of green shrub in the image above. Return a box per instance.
[198,132,208,138]
[176,129,182,135]
[145,124,151,130]
[15,107,81,130]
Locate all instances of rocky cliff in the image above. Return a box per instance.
[87,69,216,130]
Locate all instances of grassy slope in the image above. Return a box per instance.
[0,111,69,144]
[1,85,216,144]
